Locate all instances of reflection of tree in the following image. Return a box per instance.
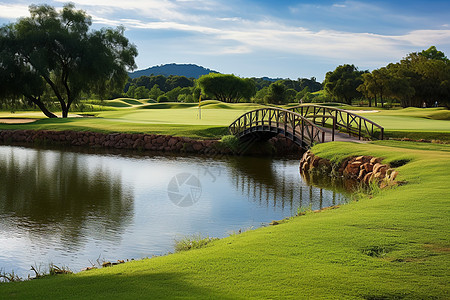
[0,147,134,250]
[301,171,358,193]
[226,156,350,211]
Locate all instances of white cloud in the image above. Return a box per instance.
[0,4,29,19]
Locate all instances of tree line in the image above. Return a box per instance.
[124,73,322,104]
[324,46,450,108]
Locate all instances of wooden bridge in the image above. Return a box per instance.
[228,104,384,149]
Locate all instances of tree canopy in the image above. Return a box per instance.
[0,4,137,117]
[323,64,366,104]
[357,47,450,108]
[197,73,256,103]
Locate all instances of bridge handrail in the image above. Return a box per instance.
[228,107,327,147]
[288,104,384,140]
[229,107,324,130]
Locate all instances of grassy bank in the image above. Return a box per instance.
[0,141,448,299]
[1,103,449,141]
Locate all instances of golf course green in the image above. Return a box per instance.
[0,102,449,299]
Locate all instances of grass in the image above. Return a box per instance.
[174,235,219,252]
[1,101,449,140]
[356,108,450,140]
[0,141,448,299]
[0,101,264,139]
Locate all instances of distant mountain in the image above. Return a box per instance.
[128,63,219,79]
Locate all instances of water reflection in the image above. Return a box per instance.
[228,156,350,211]
[0,145,350,278]
[0,146,134,250]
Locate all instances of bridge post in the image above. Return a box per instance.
[332,117,335,141]
[346,113,350,137]
[358,118,362,140]
[322,108,325,127]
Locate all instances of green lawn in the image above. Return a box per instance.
[0,141,448,299]
[350,108,450,140]
[0,101,264,139]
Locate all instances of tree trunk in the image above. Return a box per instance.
[28,96,58,118]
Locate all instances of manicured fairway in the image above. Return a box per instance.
[0,141,448,299]
[1,103,449,141]
[0,101,264,139]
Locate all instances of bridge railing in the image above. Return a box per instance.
[288,105,384,140]
[229,107,327,147]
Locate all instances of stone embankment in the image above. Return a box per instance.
[0,129,300,155]
[300,150,399,188]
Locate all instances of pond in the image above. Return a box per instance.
[0,145,350,278]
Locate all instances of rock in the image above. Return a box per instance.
[358,169,367,180]
[363,172,373,184]
[370,157,381,164]
[389,170,399,181]
[363,162,373,172]
[372,163,384,174]
[350,161,362,167]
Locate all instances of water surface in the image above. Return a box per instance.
[0,145,349,277]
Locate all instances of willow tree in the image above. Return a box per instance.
[0,4,137,118]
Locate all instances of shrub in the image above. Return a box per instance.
[174,234,218,252]
[157,95,169,103]
[220,135,240,152]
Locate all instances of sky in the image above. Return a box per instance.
[0,0,449,81]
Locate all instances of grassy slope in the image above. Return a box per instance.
[0,101,264,139]
[2,103,449,141]
[0,141,448,299]
[342,107,450,140]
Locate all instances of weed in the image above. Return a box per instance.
[174,234,218,252]
[362,245,390,257]
[48,264,73,275]
[296,204,313,216]
[0,269,22,282]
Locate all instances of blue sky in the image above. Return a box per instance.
[1,0,449,81]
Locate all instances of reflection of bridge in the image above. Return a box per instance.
[229,105,384,149]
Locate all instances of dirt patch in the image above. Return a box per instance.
[0,118,38,124]
[346,110,379,114]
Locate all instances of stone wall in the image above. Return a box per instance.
[0,130,301,156]
[300,150,399,188]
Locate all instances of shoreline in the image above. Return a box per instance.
[0,129,302,156]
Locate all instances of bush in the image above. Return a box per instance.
[220,135,240,152]
[157,95,169,103]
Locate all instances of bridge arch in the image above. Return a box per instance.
[228,105,384,150]
[228,107,326,150]
[288,105,384,140]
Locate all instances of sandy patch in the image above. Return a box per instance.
[0,118,38,124]
[346,110,379,114]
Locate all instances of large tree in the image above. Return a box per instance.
[0,4,137,118]
[323,64,366,104]
[197,73,256,103]
[264,82,287,104]
[386,47,449,107]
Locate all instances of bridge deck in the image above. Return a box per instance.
[321,127,368,143]
[229,105,382,150]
